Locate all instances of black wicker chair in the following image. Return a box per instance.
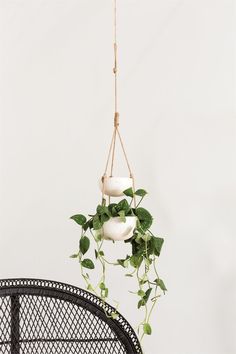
[0,278,142,354]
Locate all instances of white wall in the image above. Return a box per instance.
[0,1,235,353]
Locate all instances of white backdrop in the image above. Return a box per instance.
[0,1,235,353]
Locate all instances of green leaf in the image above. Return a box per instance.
[81,259,95,269]
[118,210,126,222]
[136,225,145,235]
[108,203,117,216]
[135,189,148,197]
[70,253,78,258]
[117,259,125,267]
[70,214,87,226]
[134,232,143,244]
[101,213,110,223]
[143,323,152,335]
[87,284,93,291]
[82,221,90,231]
[144,288,152,302]
[116,199,130,214]
[125,273,134,277]
[93,215,103,230]
[139,274,148,286]
[144,257,152,267]
[138,299,146,308]
[137,290,145,297]
[99,282,106,290]
[155,278,167,293]
[141,233,151,242]
[83,219,93,231]
[135,208,153,230]
[79,236,90,255]
[112,207,118,216]
[151,237,164,256]
[111,312,118,320]
[94,230,102,241]
[130,255,143,268]
[117,257,129,268]
[123,187,134,197]
[100,284,109,298]
[96,205,104,215]
[96,205,110,217]
[131,238,146,257]
[82,274,89,281]
[96,250,104,258]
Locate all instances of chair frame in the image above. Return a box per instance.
[0,278,143,354]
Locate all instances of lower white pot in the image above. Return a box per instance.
[101,216,137,241]
[99,176,133,197]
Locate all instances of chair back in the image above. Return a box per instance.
[0,278,142,354]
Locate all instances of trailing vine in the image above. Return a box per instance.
[70,187,167,339]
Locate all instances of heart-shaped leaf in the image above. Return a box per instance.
[143,323,152,335]
[93,215,103,230]
[123,187,134,197]
[70,214,87,226]
[96,205,110,216]
[99,282,106,290]
[135,189,148,197]
[144,288,152,303]
[138,299,145,308]
[151,237,164,256]
[81,259,95,269]
[155,278,167,293]
[138,290,145,298]
[116,199,130,213]
[79,236,90,255]
[108,203,117,215]
[135,208,153,230]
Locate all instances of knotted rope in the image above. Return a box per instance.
[102,0,136,207]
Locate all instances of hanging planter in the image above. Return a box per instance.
[102,216,137,241]
[99,176,133,197]
[70,0,167,342]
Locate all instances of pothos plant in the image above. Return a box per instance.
[70,187,167,340]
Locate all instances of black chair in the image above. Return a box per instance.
[0,278,142,354]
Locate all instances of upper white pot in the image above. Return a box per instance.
[102,216,137,241]
[99,176,133,197]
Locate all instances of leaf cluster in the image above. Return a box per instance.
[70,187,167,339]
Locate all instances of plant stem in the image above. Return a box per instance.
[136,196,144,208]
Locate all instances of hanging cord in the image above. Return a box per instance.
[102,0,136,207]
[113,0,118,113]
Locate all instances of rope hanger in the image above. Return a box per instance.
[101,0,136,206]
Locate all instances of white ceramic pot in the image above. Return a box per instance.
[102,216,137,241]
[99,176,133,197]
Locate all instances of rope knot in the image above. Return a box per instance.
[114,112,119,127]
[101,174,107,183]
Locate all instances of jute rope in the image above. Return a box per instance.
[102,0,136,207]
